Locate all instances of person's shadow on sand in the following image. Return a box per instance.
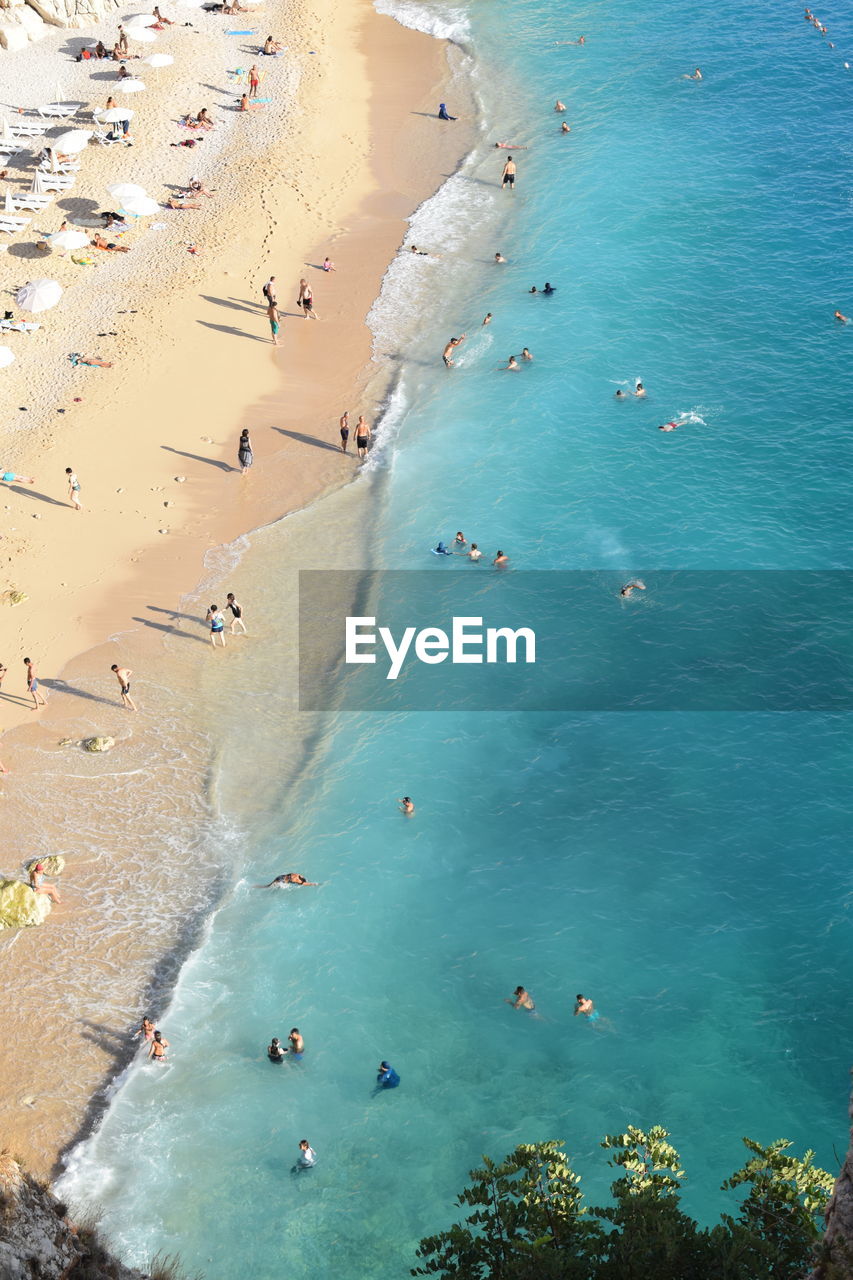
[161,445,234,472]
[132,616,207,643]
[271,426,344,454]
[8,484,66,507]
[197,319,269,343]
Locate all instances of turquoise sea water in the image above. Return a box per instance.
[59,0,853,1274]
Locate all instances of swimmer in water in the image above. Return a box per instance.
[148,1030,169,1061]
[561,122,571,133]
[399,796,415,815]
[376,1061,401,1089]
[493,550,509,567]
[268,1037,287,1062]
[135,1016,155,1043]
[615,388,627,399]
[494,141,528,149]
[259,873,319,887]
[506,985,535,1010]
[684,68,702,80]
[505,355,520,371]
[288,1028,304,1058]
[483,312,492,325]
[522,347,533,361]
[294,1139,316,1171]
[434,541,453,555]
[543,282,556,295]
[834,310,849,323]
[574,994,596,1018]
[529,286,538,294]
[620,580,646,598]
[554,100,566,112]
[410,245,429,255]
[442,334,466,367]
[454,531,467,547]
[634,380,646,397]
[494,252,507,263]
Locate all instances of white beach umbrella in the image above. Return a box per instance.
[50,229,89,251]
[107,181,147,201]
[145,52,174,68]
[52,129,92,153]
[126,12,159,25]
[15,279,63,313]
[118,79,147,94]
[120,194,159,215]
[99,108,135,124]
[0,346,15,369]
[127,25,157,42]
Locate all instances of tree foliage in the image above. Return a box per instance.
[413,1129,835,1280]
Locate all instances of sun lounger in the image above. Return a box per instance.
[36,104,79,121]
[0,216,31,234]
[33,174,75,192]
[9,193,54,211]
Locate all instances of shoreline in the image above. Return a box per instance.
[0,0,477,1179]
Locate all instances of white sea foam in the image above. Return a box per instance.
[373,0,470,43]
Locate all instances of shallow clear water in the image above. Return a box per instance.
[58,0,853,1273]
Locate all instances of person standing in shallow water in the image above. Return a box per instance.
[294,1139,316,1172]
[339,409,350,453]
[355,415,371,460]
[238,428,253,473]
[506,986,535,1010]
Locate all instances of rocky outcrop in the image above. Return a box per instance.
[0,0,122,51]
[0,879,51,929]
[810,1071,853,1279]
[84,735,115,753]
[24,855,66,877]
[0,1152,147,1279]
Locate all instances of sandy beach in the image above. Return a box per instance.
[0,0,474,1177]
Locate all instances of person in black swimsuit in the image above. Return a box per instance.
[226,592,247,635]
[268,1037,287,1062]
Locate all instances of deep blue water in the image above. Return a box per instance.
[58,0,853,1274]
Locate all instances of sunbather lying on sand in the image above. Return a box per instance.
[91,233,131,252]
[166,197,201,209]
[68,352,113,368]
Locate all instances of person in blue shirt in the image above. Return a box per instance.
[376,1061,400,1089]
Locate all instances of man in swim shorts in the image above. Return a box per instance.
[574,994,595,1018]
[111,663,137,711]
[24,657,46,709]
[339,409,350,452]
[442,334,466,367]
[501,156,516,190]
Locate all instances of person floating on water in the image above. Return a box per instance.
[683,68,702,80]
[574,994,598,1021]
[259,873,318,887]
[433,541,453,555]
[437,103,456,120]
[494,141,528,149]
[615,388,627,399]
[506,985,535,1010]
[376,1061,400,1089]
[620,580,646,598]
[834,310,849,323]
[399,796,415,816]
[268,1037,287,1062]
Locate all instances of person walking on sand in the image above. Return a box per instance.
[238,428,253,473]
[226,592,247,634]
[355,415,371,461]
[111,663,137,711]
[29,861,60,904]
[298,280,318,319]
[206,605,227,648]
[267,302,280,345]
[65,467,83,511]
[262,275,277,306]
[339,409,350,453]
[501,156,517,190]
[24,657,45,709]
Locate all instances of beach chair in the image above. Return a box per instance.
[38,157,80,174]
[33,173,74,193]
[0,215,31,234]
[92,127,123,147]
[9,192,54,212]
[36,104,78,122]
[7,122,45,139]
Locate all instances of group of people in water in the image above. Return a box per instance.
[433,531,508,566]
[508,986,600,1023]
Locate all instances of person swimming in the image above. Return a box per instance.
[260,873,319,887]
[433,541,453,555]
[574,994,599,1021]
[399,796,415,815]
[376,1061,400,1088]
[506,985,535,1010]
[268,1037,286,1062]
[620,580,646,598]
